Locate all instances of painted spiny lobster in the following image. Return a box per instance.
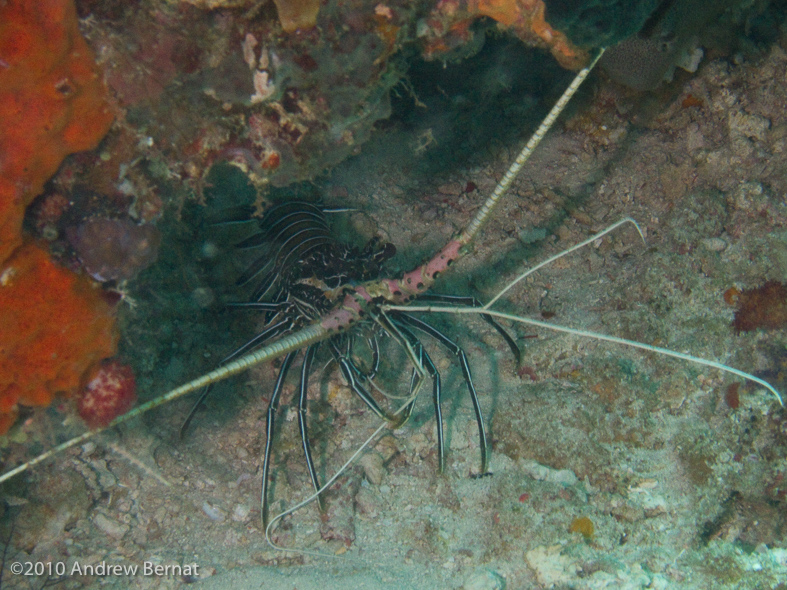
[0,50,782,531]
[183,198,520,524]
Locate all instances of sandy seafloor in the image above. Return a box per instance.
[3,41,787,590]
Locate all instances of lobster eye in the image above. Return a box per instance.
[383,242,397,258]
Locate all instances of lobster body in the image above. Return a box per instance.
[235,200,395,308]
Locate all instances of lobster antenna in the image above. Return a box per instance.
[458,48,606,247]
[265,421,388,554]
[393,304,784,407]
[485,217,644,309]
[385,215,783,407]
[0,323,330,485]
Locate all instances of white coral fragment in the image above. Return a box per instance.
[251,70,275,104]
[242,33,258,69]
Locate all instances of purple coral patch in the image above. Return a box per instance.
[66,217,161,282]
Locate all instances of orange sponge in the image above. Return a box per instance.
[0,0,117,433]
[0,0,114,262]
[272,0,321,32]
[0,242,118,432]
[424,0,586,69]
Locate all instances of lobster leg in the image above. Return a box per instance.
[329,341,391,422]
[297,343,324,512]
[179,318,293,438]
[392,313,490,475]
[365,335,381,380]
[416,293,521,365]
[262,350,298,528]
[391,321,445,472]
[341,333,380,382]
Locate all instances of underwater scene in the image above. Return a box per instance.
[1,0,787,588]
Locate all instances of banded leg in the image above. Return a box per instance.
[392,321,445,472]
[230,300,288,326]
[262,350,297,528]
[342,334,381,382]
[417,293,521,364]
[179,318,292,438]
[224,301,286,313]
[392,312,491,475]
[329,341,391,422]
[364,335,381,380]
[371,311,430,428]
[297,343,324,512]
